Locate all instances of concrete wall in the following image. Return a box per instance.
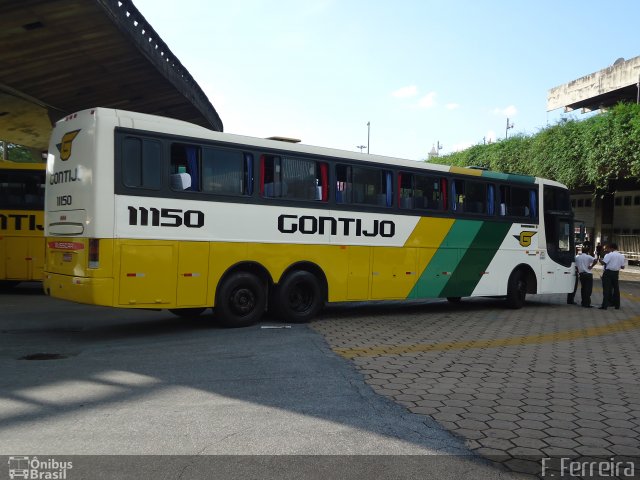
[547,55,640,111]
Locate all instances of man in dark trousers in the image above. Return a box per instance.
[575,247,597,307]
[599,243,626,310]
[567,247,580,305]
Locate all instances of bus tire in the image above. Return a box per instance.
[506,269,527,309]
[0,281,20,290]
[215,272,265,328]
[169,307,206,318]
[272,271,323,323]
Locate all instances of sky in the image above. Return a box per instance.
[131,0,640,161]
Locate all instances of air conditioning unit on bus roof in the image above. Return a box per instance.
[266,136,301,143]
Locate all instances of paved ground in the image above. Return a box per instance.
[2,269,640,478]
[312,270,640,477]
[0,284,527,480]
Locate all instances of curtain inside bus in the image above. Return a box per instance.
[487,184,495,215]
[529,189,537,219]
[186,146,199,191]
[244,153,253,195]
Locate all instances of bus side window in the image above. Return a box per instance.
[336,164,352,204]
[280,156,323,201]
[201,147,248,195]
[499,185,509,216]
[260,155,284,198]
[414,174,442,210]
[398,172,414,209]
[464,181,486,214]
[351,165,392,207]
[170,143,200,191]
[510,187,530,217]
[123,137,161,190]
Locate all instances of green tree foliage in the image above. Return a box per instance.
[0,142,39,162]
[433,103,640,192]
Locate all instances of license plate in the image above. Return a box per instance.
[63,253,72,262]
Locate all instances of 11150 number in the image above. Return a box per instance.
[127,206,204,228]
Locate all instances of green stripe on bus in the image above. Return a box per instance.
[439,221,513,298]
[409,220,482,298]
[481,170,536,184]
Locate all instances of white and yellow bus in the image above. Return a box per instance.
[0,160,46,287]
[43,108,575,327]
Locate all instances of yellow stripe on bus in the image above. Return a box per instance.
[449,166,483,176]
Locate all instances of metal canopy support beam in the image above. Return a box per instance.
[0,0,222,150]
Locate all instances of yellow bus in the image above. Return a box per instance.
[0,160,46,287]
[43,108,576,327]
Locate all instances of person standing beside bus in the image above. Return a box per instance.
[595,242,603,261]
[567,246,580,305]
[599,243,625,310]
[575,248,597,307]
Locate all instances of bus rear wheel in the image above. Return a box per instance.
[215,272,266,328]
[506,269,527,309]
[272,271,323,323]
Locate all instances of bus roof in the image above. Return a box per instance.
[60,107,564,188]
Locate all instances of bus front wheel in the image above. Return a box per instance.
[506,269,527,309]
[215,272,266,328]
[272,271,323,323]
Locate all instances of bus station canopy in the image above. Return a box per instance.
[0,0,223,151]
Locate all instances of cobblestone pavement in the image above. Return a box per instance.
[311,273,640,477]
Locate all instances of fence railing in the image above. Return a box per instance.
[613,235,640,265]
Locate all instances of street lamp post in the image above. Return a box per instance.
[367,121,370,154]
[505,118,514,139]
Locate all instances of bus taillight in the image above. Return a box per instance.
[88,239,99,269]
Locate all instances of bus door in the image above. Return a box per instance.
[542,216,574,293]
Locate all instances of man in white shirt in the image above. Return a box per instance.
[575,248,598,307]
[599,243,626,310]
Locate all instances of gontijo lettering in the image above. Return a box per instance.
[49,167,80,185]
[0,213,44,231]
[278,214,395,237]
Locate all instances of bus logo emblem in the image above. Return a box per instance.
[514,231,537,247]
[57,129,81,161]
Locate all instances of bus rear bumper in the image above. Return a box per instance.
[44,272,114,306]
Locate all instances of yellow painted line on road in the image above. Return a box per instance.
[333,315,640,359]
